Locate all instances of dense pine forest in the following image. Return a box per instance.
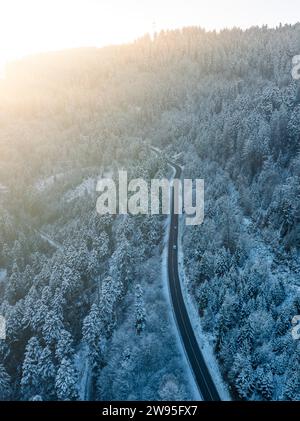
[0,24,300,400]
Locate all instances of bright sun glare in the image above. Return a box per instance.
[0,0,151,69]
[0,0,299,72]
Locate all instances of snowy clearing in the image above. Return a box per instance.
[64,177,97,202]
[35,174,64,191]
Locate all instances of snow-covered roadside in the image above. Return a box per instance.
[0,183,8,193]
[161,216,200,401]
[64,177,96,202]
[159,163,200,400]
[178,215,231,401]
[154,147,220,400]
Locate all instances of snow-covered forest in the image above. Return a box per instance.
[0,24,300,400]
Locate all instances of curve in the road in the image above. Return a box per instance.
[167,160,221,401]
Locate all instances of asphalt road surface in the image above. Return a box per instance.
[167,160,221,401]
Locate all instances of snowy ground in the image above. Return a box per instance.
[0,183,8,193]
[64,177,97,202]
[97,237,196,400]
[62,169,113,203]
[35,164,105,193]
[74,344,92,401]
[159,162,200,400]
[38,230,63,251]
[0,269,7,282]
[161,158,229,400]
[178,215,231,401]
[161,217,200,401]
[35,174,64,191]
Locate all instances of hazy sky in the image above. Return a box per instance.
[0,0,299,65]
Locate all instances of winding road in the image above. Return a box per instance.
[167,159,221,401]
[38,150,221,400]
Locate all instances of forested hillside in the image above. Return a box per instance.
[0,24,300,400]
